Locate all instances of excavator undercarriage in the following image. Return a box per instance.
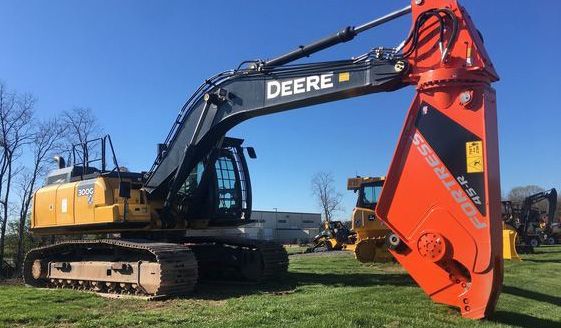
[24,237,288,298]
[24,240,198,297]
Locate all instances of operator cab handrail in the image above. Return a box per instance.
[71,135,123,180]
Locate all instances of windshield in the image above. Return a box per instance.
[362,184,382,206]
[178,162,204,196]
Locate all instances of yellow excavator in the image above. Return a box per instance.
[308,176,393,263]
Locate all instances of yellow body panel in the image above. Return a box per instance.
[32,177,152,231]
[33,184,58,227]
[94,205,120,223]
[502,224,521,261]
[350,207,393,262]
[344,243,356,252]
[327,238,340,249]
[351,207,388,240]
[114,189,151,222]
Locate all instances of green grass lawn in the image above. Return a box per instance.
[1,246,560,328]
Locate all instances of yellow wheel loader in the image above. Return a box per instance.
[309,220,355,252]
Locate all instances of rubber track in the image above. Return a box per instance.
[23,239,198,297]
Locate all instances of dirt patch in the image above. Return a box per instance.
[99,292,229,309]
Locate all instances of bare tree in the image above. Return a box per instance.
[506,185,556,219]
[14,119,64,271]
[311,172,343,222]
[0,83,34,270]
[507,185,545,203]
[61,107,102,164]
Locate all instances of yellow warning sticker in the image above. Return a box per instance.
[338,72,350,82]
[466,141,484,173]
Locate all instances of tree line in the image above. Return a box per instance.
[0,82,100,278]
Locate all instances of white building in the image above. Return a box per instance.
[238,210,321,244]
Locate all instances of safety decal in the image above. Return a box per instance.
[338,72,350,82]
[61,198,68,213]
[466,141,484,173]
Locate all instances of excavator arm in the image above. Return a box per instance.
[144,0,502,319]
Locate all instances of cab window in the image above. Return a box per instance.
[362,185,382,206]
[179,162,204,196]
[215,156,238,210]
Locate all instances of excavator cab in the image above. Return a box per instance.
[175,137,253,226]
[355,177,383,211]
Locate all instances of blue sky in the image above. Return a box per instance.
[1,1,560,218]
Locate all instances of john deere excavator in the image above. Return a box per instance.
[25,0,503,319]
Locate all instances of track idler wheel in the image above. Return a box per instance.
[31,260,46,280]
[23,252,48,287]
